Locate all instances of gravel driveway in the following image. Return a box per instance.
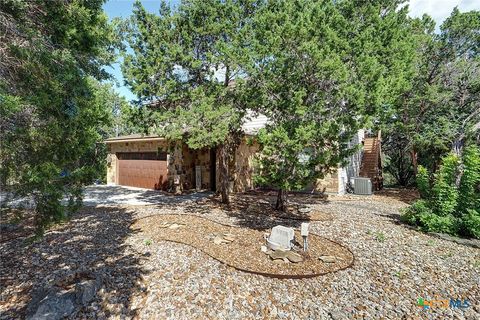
[1,192,479,319]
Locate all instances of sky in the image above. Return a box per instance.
[102,0,480,101]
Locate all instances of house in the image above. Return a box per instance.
[105,115,382,194]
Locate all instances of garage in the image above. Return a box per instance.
[116,152,168,190]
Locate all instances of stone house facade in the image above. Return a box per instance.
[105,128,368,194]
[105,112,375,194]
[105,134,260,193]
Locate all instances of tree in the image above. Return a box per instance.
[121,0,257,203]
[0,0,116,232]
[92,81,140,138]
[250,0,417,210]
[383,8,480,180]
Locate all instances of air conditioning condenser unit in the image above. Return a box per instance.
[353,177,372,195]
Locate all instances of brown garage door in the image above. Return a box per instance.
[117,152,168,190]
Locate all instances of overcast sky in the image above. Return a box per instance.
[103,0,480,101]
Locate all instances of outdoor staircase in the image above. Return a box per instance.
[359,131,383,191]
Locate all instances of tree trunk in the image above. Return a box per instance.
[452,135,465,157]
[218,143,230,204]
[410,147,418,177]
[275,189,287,211]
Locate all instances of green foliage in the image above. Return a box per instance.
[374,231,386,243]
[401,199,431,225]
[458,146,480,213]
[380,8,480,177]
[402,146,480,238]
[121,0,254,146]
[382,132,416,187]
[416,166,430,199]
[121,0,258,200]
[462,209,480,239]
[249,0,415,209]
[418,212,458,235]
[431,154,459,216]
[0,1,117,232]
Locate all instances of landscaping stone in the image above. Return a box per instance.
[213,236,229,245]
[319,255,336,263]
[285,251,303,263]
[26,272,102,320]
[298,207,311,214]
[269,250,289,261]
[27,289,76,320]
[268,249,303,263]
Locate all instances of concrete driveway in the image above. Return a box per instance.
[82,185,212,206]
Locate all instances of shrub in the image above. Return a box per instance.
[458,146,480,214]
[401,146,480,239]
[418,213,458,235]
[416,166,431,199]
[401,199,431,225]
[461,209,480,239]
[431,154,459,216]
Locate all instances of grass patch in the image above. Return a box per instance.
[367,230,386,242]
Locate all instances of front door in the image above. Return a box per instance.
[210,148,216,191]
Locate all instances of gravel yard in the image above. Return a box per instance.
[1,190,479,319]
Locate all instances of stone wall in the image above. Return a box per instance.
[312,169,341,194]
[106,136,344,194]
[233,137,260,192]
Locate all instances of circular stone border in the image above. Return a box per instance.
[133,214,354,279]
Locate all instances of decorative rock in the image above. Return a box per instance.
[27,289,76,320]
[158,222,171,228]
[298,207,311,214]
[223,235,235,242]
[26,272,102,320]
[286,251,303,263]
[213,236,229,245]
[269,250,303,263]
[319,255,336,263]
[158,222,185,229]
[260,245,268,253]
[269,250,289,260]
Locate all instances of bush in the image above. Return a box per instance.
[416,166,430,199]
[431,154,460,216]
[461,209,480,239]
[418,213,458,235]
[401,200,431,225]
[401,146,480,239]
[458,146,480,214]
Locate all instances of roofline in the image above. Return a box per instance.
[104,136,166,143]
